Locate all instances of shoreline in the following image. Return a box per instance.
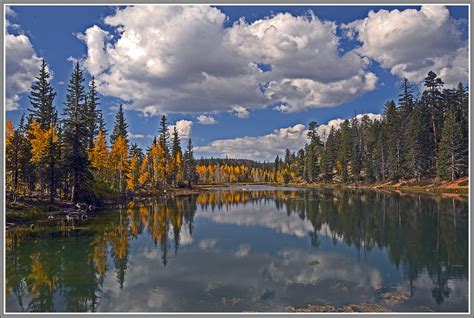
[5,178,468,227]
[198,178,469,196]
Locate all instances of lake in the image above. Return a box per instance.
[5,185,469,312]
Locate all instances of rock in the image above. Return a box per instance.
[382,291,410,304]
[286,305,337,312]
[286,303,391,313]
[75,202,87,210]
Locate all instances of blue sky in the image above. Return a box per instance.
[5,5,469,160]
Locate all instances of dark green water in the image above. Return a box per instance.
[5,186,468,312]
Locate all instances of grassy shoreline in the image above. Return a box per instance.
[6,178,468,226]
[198,178,468,196]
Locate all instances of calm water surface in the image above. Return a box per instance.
[5,186,468,312]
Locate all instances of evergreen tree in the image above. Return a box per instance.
[284,149,292,167]
[305,121,323,182]
[157,115,171,185]
[360,116,377,182]
[384,100,403,180]
[85,77,100,148]
[295,149,305,178]
[158,115,170,158]
[97,111,107,136]
[398,78,414,124]
[183,138,197,188]
[28,60,60,202]
[424,71,444,170]
[129,143,144,161]
[437,109,467,181]
[274,155,280,182]
[171,127,183,185]
[337,120,352,182]
[28,59,56,130]
[404,101,432,181]
[62,62,92,203]
[350,116,363,181]
[320,127,337,181]
[6,117,28,193]
[110,104,128,146]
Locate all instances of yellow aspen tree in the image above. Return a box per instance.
[175,151,183,184]
[28,121,50,163]
[127,154,139,192]
[110,135,129,193]
[138,156,149,187]
[156,142,167,188]
[149,143,160,188]
[89,130,108,171]
[5,120,14,147]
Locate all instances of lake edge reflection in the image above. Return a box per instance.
[6,186,468,312]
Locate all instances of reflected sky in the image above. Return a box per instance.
[6,186,469,312]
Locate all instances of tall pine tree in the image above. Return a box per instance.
[85,77,100,148]
[437,109,467,181]
[110,104,129,146]
[62,62,92,202]
[28,59,56,130]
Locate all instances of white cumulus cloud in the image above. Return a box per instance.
[231,105,250,119]
[5,9,42,111]
[195,124,307,160]
[344,5,468,87]
[195,113,383,160]
[168,119,193,141]
[78,6,377,116]
[316,113,383,140]
[197,114,217,125]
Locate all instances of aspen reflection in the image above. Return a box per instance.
[5,189,468,312]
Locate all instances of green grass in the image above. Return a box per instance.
[6,202,62,224]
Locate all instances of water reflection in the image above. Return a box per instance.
[5,188,468,312]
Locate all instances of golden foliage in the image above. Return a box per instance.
[89,130,109,171]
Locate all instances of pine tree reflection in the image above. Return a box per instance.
[5,189,468,311]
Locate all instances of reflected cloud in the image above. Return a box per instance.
[197,205,314,237]
[198,239,217,250]
[234,244,251,258]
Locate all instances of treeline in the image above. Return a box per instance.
[278,72,468,185]
[196,72,468,186]
[5,61,198,203]
[196,158,275,183]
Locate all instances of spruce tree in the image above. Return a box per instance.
[350,116,363,181]
[62,62,92,203]
[337,120,352,182]
[437,109,466,181]
[295,148,305,179]
[183,138,197,188]
[158,115,170,158]
[86,77,100,148]
[158,115,170,185]
[274,155,280,182]
[305,121,323,182]
[28,59,59,201]
[110,104,128,146]
[398,78,414,124]
[97,111,107,136]
[171,127,182,185]
[28,59,56,130]
[384,100,403,180]
[6,117,26,193]
[404,102,432,181]
[424,71,444,170]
